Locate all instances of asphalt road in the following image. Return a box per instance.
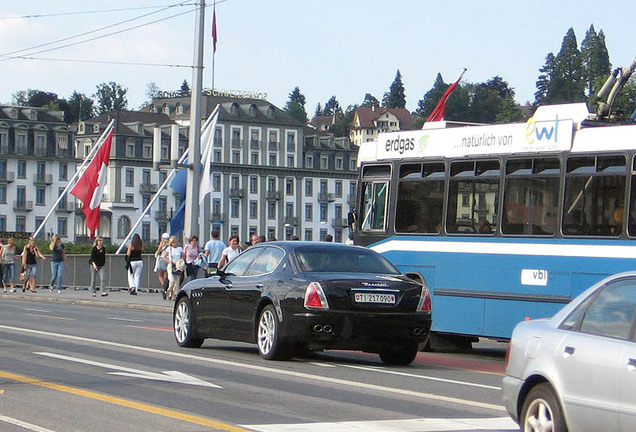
[0,297,519,432]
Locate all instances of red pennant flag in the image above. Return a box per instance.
[70,128,113,239]
[427,68,466,122]
[212,7,218,53]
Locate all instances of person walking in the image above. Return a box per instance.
[162,236,183,301]
[89,236,108,297]
[22,236,46,293]
[183,235,202,282]
[218,235,241,268]
[126,233,144,296]
[203,228,225,276]
[1,237,18,293]
[154,233,170,296]
[48,234,67,294]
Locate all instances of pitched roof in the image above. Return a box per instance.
[352,106,413,130]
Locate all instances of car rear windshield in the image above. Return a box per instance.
[294,247,400,274]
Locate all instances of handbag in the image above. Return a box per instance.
[194,253,208,269]
[174,258,186,273]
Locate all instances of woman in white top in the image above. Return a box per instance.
[218,235,241,268]
[161,236,184,301]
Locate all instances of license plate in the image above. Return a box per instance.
[354,293,395,304]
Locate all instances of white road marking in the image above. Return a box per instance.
[0,325,505,412]
[308,362,338,367]
[242,417,518,431]
[23,308,51,313]
[0,414,58,432]
[106,317,144,322]
[340,364,501,390]
[35,352,222,388]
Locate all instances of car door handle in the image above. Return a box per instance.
[627,358,636,371]
[255,283,264,290]
[563,346,575,356]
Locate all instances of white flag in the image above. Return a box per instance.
[199,105,220,204]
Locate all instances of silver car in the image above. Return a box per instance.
[502,271,636,432]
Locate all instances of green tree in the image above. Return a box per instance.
[180,79,191,95]
[329,104,357,137]
[361,93,380,107]
[580,25,611,98]
[548,28,585,103]
[468,76,522,123]
[284,86,308,123]
[314,103,323,118]
[382,70,406,108]
[67,91,94,123]
[94,81,128,114]
[323,96,342,116]
[534,53,556,105]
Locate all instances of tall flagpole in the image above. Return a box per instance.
[185,0,206,239]
[32,120,115,239]
[211,1,216,90]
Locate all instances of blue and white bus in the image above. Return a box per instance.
[351,102,636,349]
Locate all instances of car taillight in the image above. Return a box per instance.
[416,285,431,312]
[504,342,511,368]
[304,282,329,310]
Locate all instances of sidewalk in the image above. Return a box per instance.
[0,286,173,313]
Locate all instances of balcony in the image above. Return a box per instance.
[55,202,75,213]
[250,140,261,150]
[231,138,243,149]
[140,183,158,194]
[154,210,170,220]
[211,212,226,222]
[14,200,34,212]
[284,216,299,226]
[318,193,335,203]
[332,217,348,227]
[0,171,15,183]
[266,191,281,200]
[229,188,245,198]
[34,174,53,185]
[268,141,278,151]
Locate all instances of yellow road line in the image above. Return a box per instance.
[25,314,74,321]
[0,370,252,432]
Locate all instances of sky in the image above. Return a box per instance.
[1,0,635,116]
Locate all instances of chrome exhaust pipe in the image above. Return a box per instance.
[313,325,323,333]
[323,325,332,333]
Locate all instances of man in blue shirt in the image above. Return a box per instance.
[203,228,226,276]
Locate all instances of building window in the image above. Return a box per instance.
[0,216,5,231]
[320,179,328,195]
[230,174,239,189]
[118,216,131,238]
[231,199,239,218]
[320,203,328,222]
[249,176,258,194]
[334,228,342,243]
[212,199,221,217]
[17,160,26,179]
[350,158,357,170]
[159,170,167,184]
[0,185,6,204]
[267,177,276,193]
[126,142,135,158]
[249,200,257,219]
[305,203,313,221]
[305,155,313,168]
[267,201,276,219]
[142,195,150,209]
[232,151,240,164]
[16,133,27,154]
[305,179,313,197]
[250,129,260,147]
[213,173,221,192]
[125,194,134,203]
[214,150,221,163]
[231,128,241,146]
[125,168,134,187]
[35,134,46,156]
[143,143,152,159]
[335,180,343,198]
[267,227,276,240]
[285,178,294,195]
[59,163,68,181]
[251,152,259,165]
[214,127,222,147]
[36,187,46,206]
[16,216,26,232]
[320,228,328,241]
[142,222,151,242]
[320,156,329,169]
[349,181,356,197]
[230,225,239,237]
[142,169,151,185]
[304,228,312,241]
[285,203,294,218]
[286,132,296,152]
[287,155,294,167]
[57,217,68,237]
[269,153,277,166]
[335,157,343,170]
[16,186,26,207]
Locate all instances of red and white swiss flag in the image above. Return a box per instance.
[70,127,113,239]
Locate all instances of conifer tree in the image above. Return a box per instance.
[382,70,406,108]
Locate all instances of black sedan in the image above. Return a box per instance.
[173,241,431,365]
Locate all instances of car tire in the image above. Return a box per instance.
[521,383,568,432]
[257,305,291,360]
[174,297,204,348]
[379,343,419,365]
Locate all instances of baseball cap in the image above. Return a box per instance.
[161,233,170,239]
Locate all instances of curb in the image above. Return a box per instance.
[0,293,173,314]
